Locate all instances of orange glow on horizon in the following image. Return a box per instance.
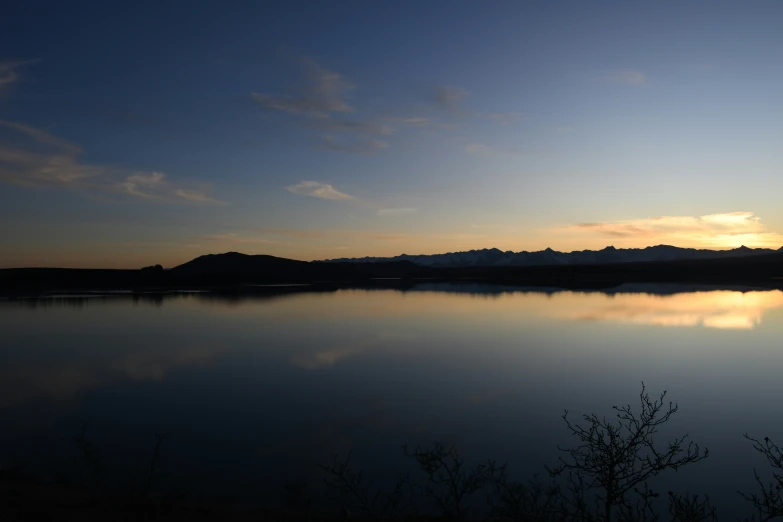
[1,211,781,268]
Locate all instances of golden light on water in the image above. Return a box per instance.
[217,287,783,331]
[545,290,783,329]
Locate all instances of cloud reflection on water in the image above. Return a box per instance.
[2,286,782,412]
[549,290,783,329]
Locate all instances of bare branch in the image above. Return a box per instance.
[739,434,783,521]
[547,383,708,522]
[404,440,501,518]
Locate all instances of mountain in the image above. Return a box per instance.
[3,249,783,296]
[324,245,780,268]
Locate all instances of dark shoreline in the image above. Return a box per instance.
[1,282,781,306]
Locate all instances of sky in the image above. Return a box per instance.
[1,0,783,268]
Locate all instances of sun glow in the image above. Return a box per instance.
[560,212,783,250]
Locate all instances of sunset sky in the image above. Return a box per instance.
[2,1,783,268]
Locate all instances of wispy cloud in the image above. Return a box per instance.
[251,60,518,155]
[465,143,494,155]
[377,207,417,217]
[433,87,520,126]
[120,171,165,198]
[602,69,647,86]
[0,120,105,188]
[209,228,422,256]
[358,232,408,241]
[258,227,488,246]
[251,57,353,118]
[435,85,470,104]
[174,188,221,203]
[251,57,434,154]
[118,172,221,203]
[286,180,354,200]
[0,59,39,87]
[256,228,330,239]
[199,233,278,245]
[563,212,783,248]
[434,85,471,114]
[0,120,79,153]
[0,120,220,203]
[256,228,409,241]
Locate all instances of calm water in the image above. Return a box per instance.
[2,284,783,516]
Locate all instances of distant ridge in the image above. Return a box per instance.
[324,244,781,268]
[3,248,783,296]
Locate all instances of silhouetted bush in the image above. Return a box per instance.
[666,491,717,522]
[404,440,502,519]
[487,471,563,522]
[545,383,708,522]
[320,450,408,519]
[739,434,783,521]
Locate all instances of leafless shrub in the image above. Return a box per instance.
[487,470,563,522]
[547,383,709,522]
[739,434,783,521]
[667,491,717,522]
[320,450,408,519]
[616,483,660,522]
[404,440,501,519]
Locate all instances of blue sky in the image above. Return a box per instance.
[1,0,783,267]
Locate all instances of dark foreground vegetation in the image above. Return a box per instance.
[2,384,782,521]
[2,251,783,296]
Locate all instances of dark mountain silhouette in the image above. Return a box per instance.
[171,252,425,279]
[163,250,783,289]
[324,244,780,267]
[2,249,782,297]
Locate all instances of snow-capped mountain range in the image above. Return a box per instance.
[324,245,783,268]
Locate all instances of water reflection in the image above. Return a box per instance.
[3,284,781,410]
[542,289,783,329]
[2,284,783,517]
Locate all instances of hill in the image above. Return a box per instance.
[171,252,427,279]
[172,252,311,276]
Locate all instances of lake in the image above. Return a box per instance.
[2,283,782,518]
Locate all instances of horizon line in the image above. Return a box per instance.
[3,243,782,270]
